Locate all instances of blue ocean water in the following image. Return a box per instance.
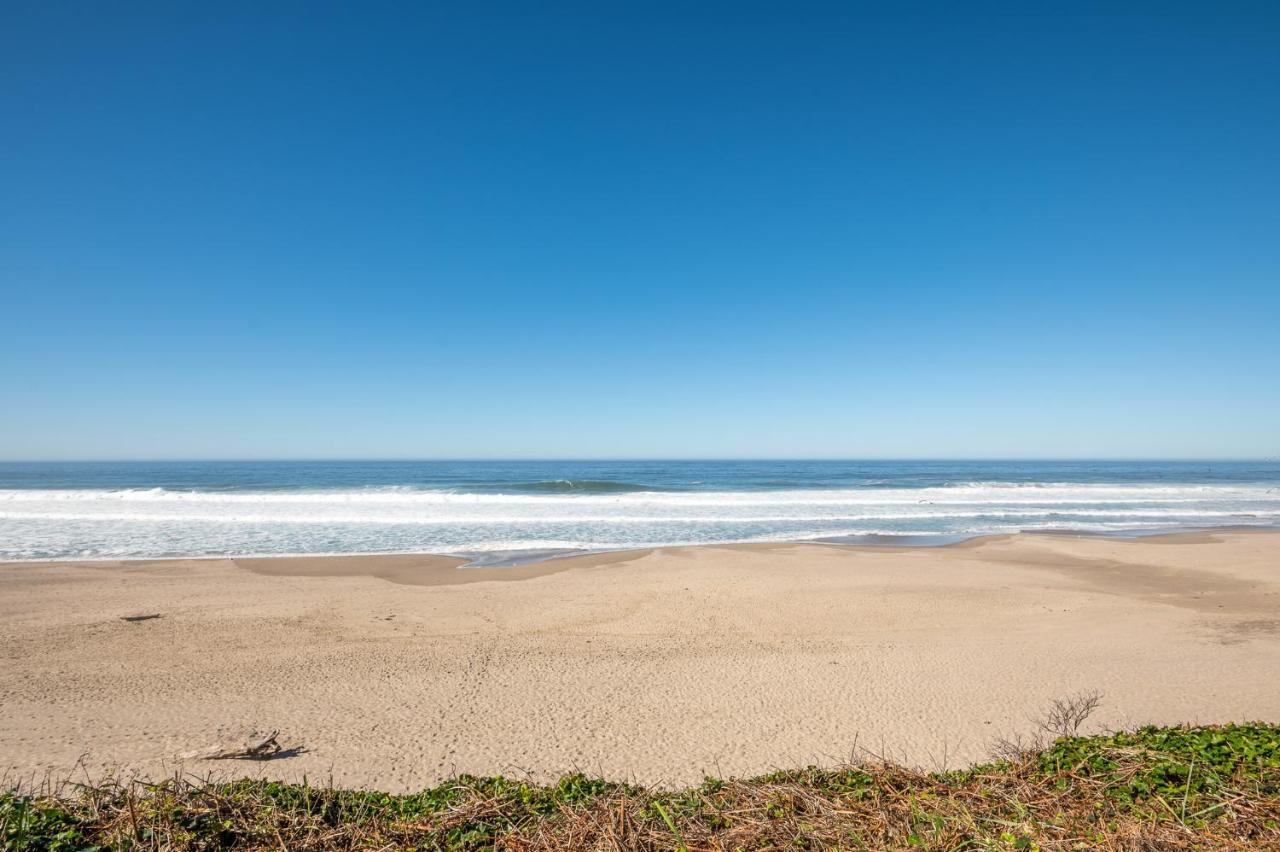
[1,460,1277,562]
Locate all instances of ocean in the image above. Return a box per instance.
[1,460,1277,563]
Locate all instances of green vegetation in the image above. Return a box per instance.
[3,723,1278,850]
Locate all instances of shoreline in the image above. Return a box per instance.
[3,530,1278,790]
[4,522,1278,572]
[237,526,1280,586]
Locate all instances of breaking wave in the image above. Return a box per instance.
[1,479,1278,562]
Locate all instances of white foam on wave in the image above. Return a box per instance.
[1,507,1274,525]
[2,482,1274,506]
[5,485,1278,508]
[1,482,1277,561]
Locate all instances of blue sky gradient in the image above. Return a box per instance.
[3,2,1278,459]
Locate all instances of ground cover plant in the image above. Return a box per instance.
[4,720,1278,850]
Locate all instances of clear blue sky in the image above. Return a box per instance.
[3,2,1277,460]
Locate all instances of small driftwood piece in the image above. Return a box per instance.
[121,613,162,622]
[181,731,284,761]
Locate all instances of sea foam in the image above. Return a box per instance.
[1,481,1277,562]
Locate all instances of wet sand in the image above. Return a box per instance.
[2,532,1278,791]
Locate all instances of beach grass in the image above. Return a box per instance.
[3,723,1279,850]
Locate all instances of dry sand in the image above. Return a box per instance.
[2,532,1278,791]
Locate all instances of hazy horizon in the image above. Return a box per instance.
[1,455,1276,463]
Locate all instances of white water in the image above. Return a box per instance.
[2,482,1277,561]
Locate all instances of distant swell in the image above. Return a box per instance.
[503,480,667,494]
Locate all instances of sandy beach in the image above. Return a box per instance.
[2,531,1278,792]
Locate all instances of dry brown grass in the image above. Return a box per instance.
[4,722,1279,850]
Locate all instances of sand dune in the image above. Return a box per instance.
[2,532,1278,791]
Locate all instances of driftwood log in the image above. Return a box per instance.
[120,613,162,622]
[180,731,285,761]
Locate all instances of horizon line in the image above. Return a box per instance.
[1,457,1276,464]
